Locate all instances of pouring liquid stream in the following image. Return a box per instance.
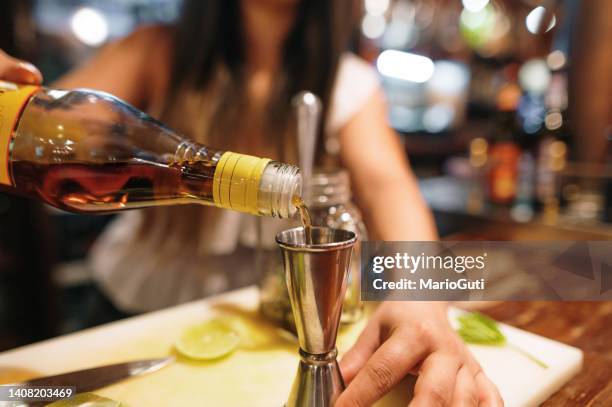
[292,195,313,245]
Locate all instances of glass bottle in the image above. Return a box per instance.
[308,169,366,323]
[487,81,522,204]
[0,81,301,217]
[259,169,366,332]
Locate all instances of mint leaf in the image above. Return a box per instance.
[457,312,506,346]
[456,312,549,369]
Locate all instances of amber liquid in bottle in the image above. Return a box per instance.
[292,195,313,244]
[9,160,218,214]
[0,82,302,217]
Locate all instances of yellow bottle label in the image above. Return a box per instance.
[0,81,39,185]
[212,152,271,215]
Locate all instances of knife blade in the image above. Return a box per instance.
[16,356,174,393]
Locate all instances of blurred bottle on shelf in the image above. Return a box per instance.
[511,151,536,222]
[467,137,488,214]
[535,72,569,222]
[536,139,567,225]
[487,77,522,204]
[508,70,570,222]
[542,73,571,147]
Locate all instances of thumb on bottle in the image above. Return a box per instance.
[0,51,43,85]
[5,61,43,85]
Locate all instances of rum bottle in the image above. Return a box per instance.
[0,81,301,217]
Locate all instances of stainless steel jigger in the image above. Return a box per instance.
[276,227,357,407]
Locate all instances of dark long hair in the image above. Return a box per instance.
[167,0,356,163]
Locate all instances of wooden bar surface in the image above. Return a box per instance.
[484,302,612,406]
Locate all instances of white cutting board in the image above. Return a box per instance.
[0,287,582,407]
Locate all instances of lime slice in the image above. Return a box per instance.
[175,319,240,360]
[47,392,127,406]
[224,315,287,350]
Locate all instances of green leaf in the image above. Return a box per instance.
[456,312,549,369]
[456,312,506,346]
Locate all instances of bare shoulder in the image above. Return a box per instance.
[55,24,175,108]
[328,52,381,135]
[112,24,174,54]
[336,53,379,84]
[112,24,175,103]
[100,24,174,76]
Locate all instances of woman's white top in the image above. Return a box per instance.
[89,53,381,313]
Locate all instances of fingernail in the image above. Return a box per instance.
[17,62,42,84]
[18,62,39,74]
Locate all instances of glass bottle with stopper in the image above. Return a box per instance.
[0,81,301,217]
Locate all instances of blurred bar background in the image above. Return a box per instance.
[0,0,610,350]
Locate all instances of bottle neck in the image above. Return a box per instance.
[174,140,221,164]
[174,141,301,218]
[258,161,302,218]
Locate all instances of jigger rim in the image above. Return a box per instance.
[275,226,356,252]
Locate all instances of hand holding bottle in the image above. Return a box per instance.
[0,55,301,217]
[0,50,42,85]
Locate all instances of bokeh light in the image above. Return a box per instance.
[519,58,551,94]
[525,6,556,34]
[365,0,390,16]
[377,50,435,83]
[459,4,496,49]
[462,0,490,13]
[546,50,566,70]
[71,7,109,46]
[362,13,387,39]
[427,61,470,95]
[423,104,455,133]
